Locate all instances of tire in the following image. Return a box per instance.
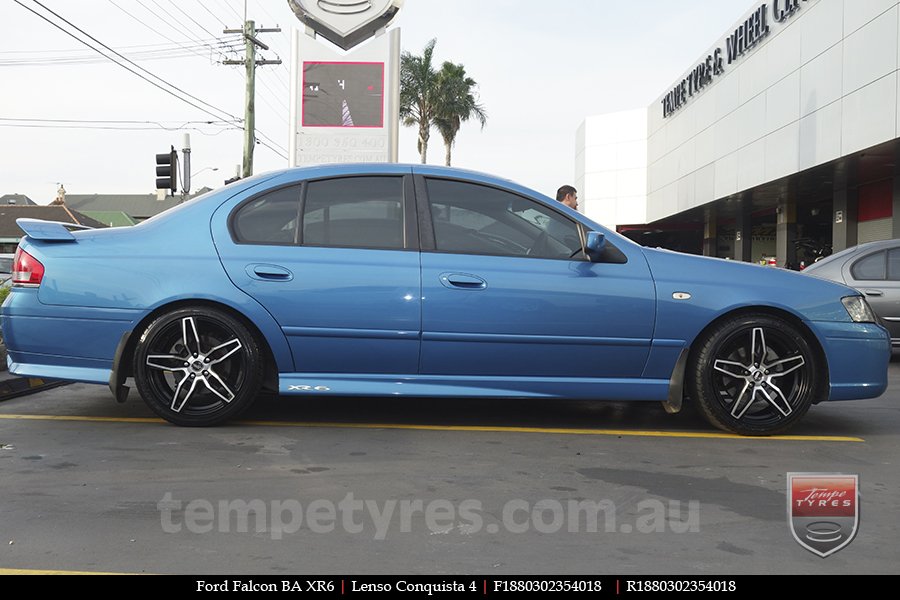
[133,307,263,426]
[688,313,822,436]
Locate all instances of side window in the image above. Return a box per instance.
[888,249,900,281]
[851,251,886,280]
[426,179,582,259]
[232,185,301,245]
[302,177,405,249]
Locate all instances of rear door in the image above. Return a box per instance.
[214,171,422,374]
[844,247,900,341]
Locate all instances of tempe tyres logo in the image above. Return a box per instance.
[287,0,403,50]
[788,473,859,557]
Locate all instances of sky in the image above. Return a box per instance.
[1,0,754,204]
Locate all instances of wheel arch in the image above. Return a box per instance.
[683,305,829,402]
[109,299,280,401]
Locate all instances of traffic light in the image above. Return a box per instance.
[155,147,177,194]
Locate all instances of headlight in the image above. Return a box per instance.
[842,296,877,323]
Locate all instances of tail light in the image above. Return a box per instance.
[12,247,44,286]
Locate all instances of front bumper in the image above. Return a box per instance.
[813,320,891,401]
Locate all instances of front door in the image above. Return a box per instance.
[417,176,656,379]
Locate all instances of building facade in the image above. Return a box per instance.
[578,0,900,267]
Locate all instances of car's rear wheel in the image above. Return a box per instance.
[689,313,822,436]
[133,307,263,426]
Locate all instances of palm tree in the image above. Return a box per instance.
[399,39,440,164]
[434,62,487,166]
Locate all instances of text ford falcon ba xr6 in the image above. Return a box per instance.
[0,165,889,435]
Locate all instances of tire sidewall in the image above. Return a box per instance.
[690,313,821,436]
[133,307,263,426]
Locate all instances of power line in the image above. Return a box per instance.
[0,42,245,66]
[256,77,290,113]
[246,1,293,91]
[166,0,222,41]
[0,123,239,135]
[108,0,235,63]
[256,127,289,155]
[221,17,286,174]
[16,0,242,125]
[195,0,229,29]
[0,37,230,53]
[255,1,283,27]
[256,137,288,160]
[218,0,244,22]
[143,0,217,52]
[0,117,238,136]
[260,65,291,93]
[12,0,288,163]
[0,117,231,125]
[123,0,289,156]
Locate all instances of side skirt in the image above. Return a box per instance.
[278,373,670,401]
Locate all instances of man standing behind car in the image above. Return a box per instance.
[556,185,578,211]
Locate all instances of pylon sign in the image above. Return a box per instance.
[287,0,403,51]
[288,0,401,167]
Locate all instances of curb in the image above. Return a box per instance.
[0,376,68,402]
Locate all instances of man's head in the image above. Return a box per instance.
[556,185,578,210]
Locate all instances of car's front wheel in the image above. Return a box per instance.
[689,313,822,436]
[133,307,263,426]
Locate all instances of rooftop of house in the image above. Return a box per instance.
[0,205,108,238]
[80,210,138,228]
[0,194,38,206]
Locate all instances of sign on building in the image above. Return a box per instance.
[288,0,402,166]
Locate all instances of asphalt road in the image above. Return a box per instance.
[0,360,898,575]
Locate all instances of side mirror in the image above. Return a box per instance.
[585,231,606,262]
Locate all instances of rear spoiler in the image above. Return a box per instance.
[16,218,92,242]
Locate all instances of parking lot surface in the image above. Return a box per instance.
[1,361,898,575]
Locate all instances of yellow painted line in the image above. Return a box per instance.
[237,420,864,442]
[0,414,163,424]
[0,567,137,575]
[0,413,864,442]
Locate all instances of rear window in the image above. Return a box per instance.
[851,251,886,280]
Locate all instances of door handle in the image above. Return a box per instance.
[861,289,884,297]
[247,264,293,281]
[440,272,487,290]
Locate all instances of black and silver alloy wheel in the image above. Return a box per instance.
[690,314,821,436]
[134,307,263,426]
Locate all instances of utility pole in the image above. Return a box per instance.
[223,20,281,178]
[181,133,191,200]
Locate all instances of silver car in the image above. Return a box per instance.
[0,253,14,284]
[803,239,900,346]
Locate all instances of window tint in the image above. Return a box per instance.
[426,179,581,259]
[888,249,900,281]
[302,177,404,249]
[232,185,300,244]
[851,251,886,280]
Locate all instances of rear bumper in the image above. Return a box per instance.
[813,320,891,401]
[1,288,141,385]
[7,354,110,384]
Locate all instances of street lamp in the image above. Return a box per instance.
[189,167,220,194]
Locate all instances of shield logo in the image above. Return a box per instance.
[787,473,859,557]
[287,0,404,50]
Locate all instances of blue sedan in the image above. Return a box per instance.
[0,164,889,434]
